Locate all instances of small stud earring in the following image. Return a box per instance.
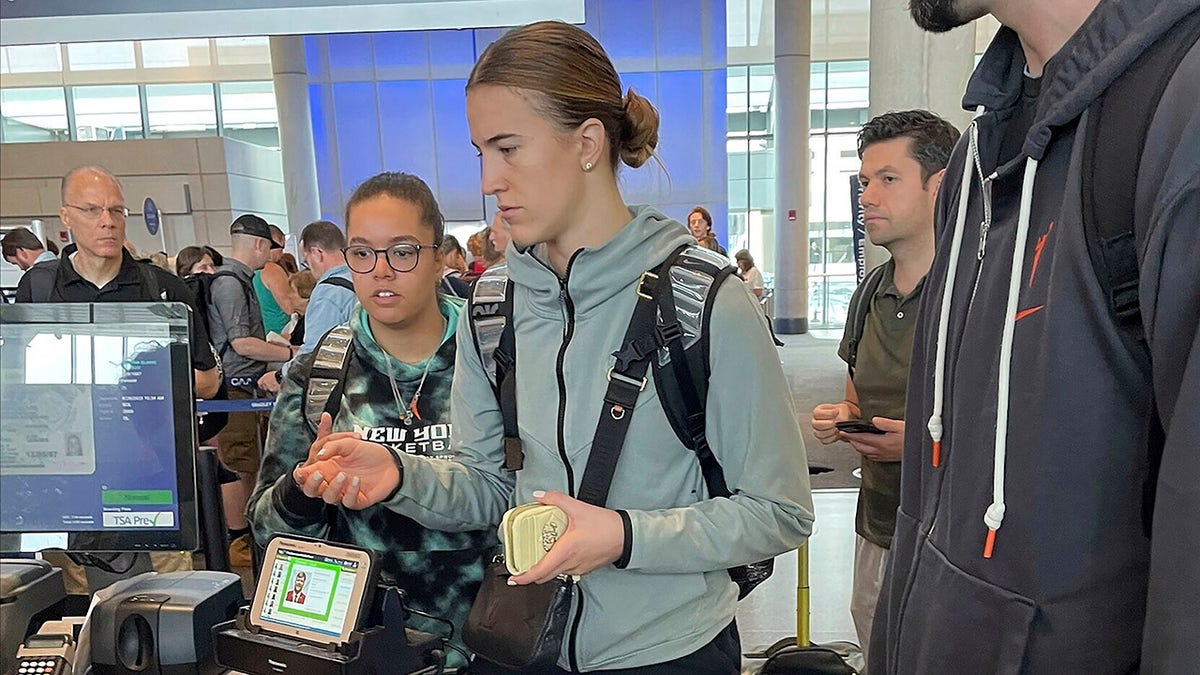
[584,162,593,171]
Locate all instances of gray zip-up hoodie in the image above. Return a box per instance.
[381,205,814,671]
[871,1,1200,673]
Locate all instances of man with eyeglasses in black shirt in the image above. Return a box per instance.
[14,164,221,592]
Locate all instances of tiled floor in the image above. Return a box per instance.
[737,488,859,651]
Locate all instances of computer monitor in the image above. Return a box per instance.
[0,302,198,553]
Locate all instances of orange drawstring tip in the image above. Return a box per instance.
[932,440,942,468]
[983,529,997,558]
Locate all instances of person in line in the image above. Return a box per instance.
[2,227,57,271]
[871,1,1200,672]
[808,111,959,669]
[295,21,813,674]
[253,224,293,335]
[284,270,316,345]
[15,165,220,589]
[438,235,471,298]
[687,206,727,255]
[175,245,218,277]
[733,249,764,298]
[248,172,493,667]
[259,220,357,393]
[208,214,296,567]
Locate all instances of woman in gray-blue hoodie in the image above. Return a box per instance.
[297,21,815,674]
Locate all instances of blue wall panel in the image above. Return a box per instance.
[331,82,383,201]
[373,32,429,80]
[428,30,477,79]
[657,70,705,206]
[308,83,341,222]
[431,78,482,221]
[326,33,375,81]
[655,0,704,69]
[377,80,436,180]
[600,0,656,72]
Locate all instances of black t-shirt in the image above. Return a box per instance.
[15,246,218,373]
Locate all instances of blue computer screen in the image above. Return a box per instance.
[0,303,197,551]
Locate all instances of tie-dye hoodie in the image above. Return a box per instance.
[248,296,494,662]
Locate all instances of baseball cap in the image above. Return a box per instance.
[230,214,283,249]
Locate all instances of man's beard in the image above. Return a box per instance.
[909,0,972,32]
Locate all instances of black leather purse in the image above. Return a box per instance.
[462,558,575,670]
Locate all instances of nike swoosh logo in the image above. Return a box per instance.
[1015,305,1044,322]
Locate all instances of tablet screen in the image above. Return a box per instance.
[256,543,366,640]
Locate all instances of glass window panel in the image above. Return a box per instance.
[142,39,211,68]
[2,45,62,74]
[72,85,143,141]
[146,83,217,138]
[214,37,271,66]
[219,81,276,127]
[67,42,135,71]
[1,88,69,143]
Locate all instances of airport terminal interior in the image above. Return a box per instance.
[4,0,1192,673]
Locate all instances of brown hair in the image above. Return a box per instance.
[1,227,46,258]
[688,206,713,232]
[468,21,660,171]
[175,245,210,277]
[289,270,317,299]
[345,172,445,245]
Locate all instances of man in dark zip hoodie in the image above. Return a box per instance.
[871,1,1200,673]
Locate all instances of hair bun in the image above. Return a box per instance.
[619,88,659,169]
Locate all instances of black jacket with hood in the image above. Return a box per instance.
[871,1,1200,673]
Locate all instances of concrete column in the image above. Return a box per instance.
[772,0,811,335]
[270,36,321,234]
[865,0,975,270]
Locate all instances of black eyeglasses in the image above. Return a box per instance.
[341,243,437,274]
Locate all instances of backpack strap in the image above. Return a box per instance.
[652,245,738,491]
[650,246,739,452]
[319,276,355,292]
[844,263,889,379]
[1082,9,1200,341]
[304,324,356,433]
[574,250,683,507]
[468,264,520,470]
[135,263,165,301]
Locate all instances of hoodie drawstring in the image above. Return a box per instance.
[928,106,987,469]
[927,106,1041,559]
[984,156,1039,558]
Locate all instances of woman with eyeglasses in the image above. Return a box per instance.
[247,171,494,667]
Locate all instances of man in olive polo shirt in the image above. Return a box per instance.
[810,111,959,668]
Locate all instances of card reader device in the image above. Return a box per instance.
[14,626,76,675]
[214,535,444,675]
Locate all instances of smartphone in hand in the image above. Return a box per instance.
[835,420,886,435]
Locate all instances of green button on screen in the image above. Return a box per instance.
[102,490,174,505]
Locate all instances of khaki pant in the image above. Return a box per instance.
[216,387,266,474]
[850,535,890,669]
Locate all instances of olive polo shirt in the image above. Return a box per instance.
[838,259,925,549]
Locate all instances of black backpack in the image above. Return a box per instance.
[184,270,256,359]
[467,244,777,599]
[1079,8,1200,537]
